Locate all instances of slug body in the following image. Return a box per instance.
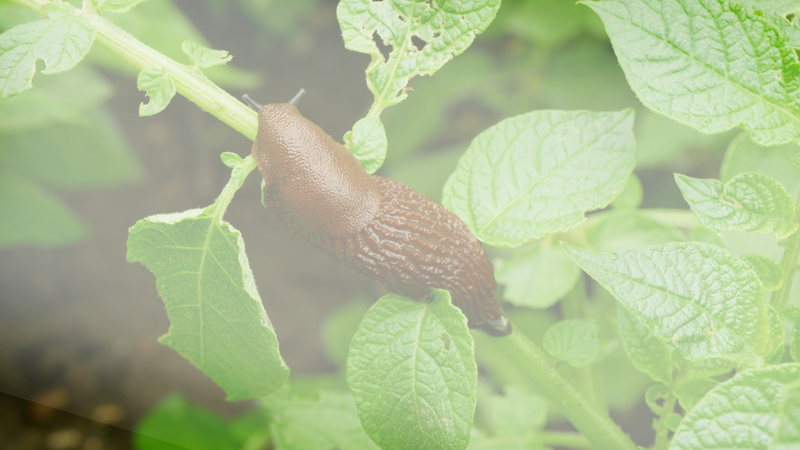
[252,103,510,336]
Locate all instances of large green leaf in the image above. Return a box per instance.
[443,109,636,247]
[0,173,88,247]
[671,364,800,450]
[563,242,771,367]
[588,0,800,146]
[675,172,798,239]
[127,205,289,401]
[346,291,476,450]
[337,0,501,112]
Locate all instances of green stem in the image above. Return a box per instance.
[771,189,800,311]
[536,431,593,449]
[652,390,678,450]
[11,0,259,141]
[487,329,638,450]
[561,279,605,409]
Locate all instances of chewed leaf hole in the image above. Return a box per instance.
[440,332,452,351]
[411,35,427,51]
[372,31,393,61]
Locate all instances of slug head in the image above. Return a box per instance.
[252,103,382,238]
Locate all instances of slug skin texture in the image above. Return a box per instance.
[252,103,511,337]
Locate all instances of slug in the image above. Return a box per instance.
[245,91,511,337]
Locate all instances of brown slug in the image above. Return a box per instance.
[245,91,511,337]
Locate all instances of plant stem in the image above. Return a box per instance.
[486,329,638,450]
[652,390,678,450]
[11,0,259,142]
[536,431,593,449]
[561,279,605,409]
[771,189,800,311]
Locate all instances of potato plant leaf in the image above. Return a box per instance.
[181,41,232,70]
[337,0,501,112]
[443,109,636,247]
[675,172,798,239]
[494,240,580,309]
[770,381,800,449]
[126,205,289,401]
[587,0,800,146]
[792,316,800,362]
[346,290,476,450]
[671,364,800,450]
[542,319,601,367]
[0,1,95,98]
[741,254,785,291]
[562,242,770,367]
[617,307,673,385]
[0,173,88,247]
[96,0,149,13]
[137,66,176,116]
[468,386,548,449]
[674,377,719,412]
[263,390,380,450]
[345,116,387,174]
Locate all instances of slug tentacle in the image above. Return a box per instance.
[252,100,511,337]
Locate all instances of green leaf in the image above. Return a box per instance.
[721,134,800,196]
[0,173,88,247]
[586,210,685,253]
[562,242,770,367]
[219,152,243,169]
[3,109,143,188]
[126,205,290,401]
[587,0,800,146]
[96,0,148,13]
[542,319,600,367]
[665,413,684,432]
[0,65,113,134]
[442,109,636,247]
[134,394,268,450]
[742,254,785,291]
[646,384,670,414]
[611,174,643,210]
[346,116,387,174]
[0,1,96,98]
[741,0,800,15]
[346,290,476,450]
[671,364,800,450]
[788,152,800,169]
[263,390,380,450]
[767,306,787,364]
[678,355,735,379]
[486,0,602,46]
[137,66,176,116]
[337,0,501,112]
[771,381,800,449]
[218,153,248,191]
[675,172,798,239]
[617,307,673,385]
[468,386,548,449]
[791,316,800,362]
[494,240,580,309]
[674,377,719,412]
[181,41,232,69]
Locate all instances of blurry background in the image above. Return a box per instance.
[0,0,748,448]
